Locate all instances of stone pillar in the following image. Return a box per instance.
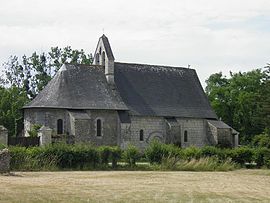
[0,149,10,173]
[0,125,8,146]
[38,126,52,146]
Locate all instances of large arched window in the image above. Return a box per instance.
[101,51,105,66]
[96,119,102,137]
[139,129,144,141]
[184,130,188,142]
[57,119,63,134]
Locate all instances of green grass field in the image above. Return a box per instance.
[1,170,270,203]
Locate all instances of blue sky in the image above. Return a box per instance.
[0,0,270,87]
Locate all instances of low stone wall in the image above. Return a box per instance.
[0,149,10,173]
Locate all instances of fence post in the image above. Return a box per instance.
[38,126,52,146]
[0,126,8,146]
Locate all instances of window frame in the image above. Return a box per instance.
[139,129,144,141]
[95,118,103,137]
[57,119,63,135]
[184,130,188,142]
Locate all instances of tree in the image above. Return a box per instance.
[205,67,269,144]
[0,86,29,136]
[0,46,93,136]
[3,46,93,99]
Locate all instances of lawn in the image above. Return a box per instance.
[0,170,270,203]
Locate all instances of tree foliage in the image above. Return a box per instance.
[2,46,93,99]
[0,46,93,136]
[206,67,270,144]
[0,86,29,136]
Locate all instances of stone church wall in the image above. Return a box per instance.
[83,110,119,146]
[24,109,119,146]
[24,109,67,136]
[176,118,207,148]
[122,116,166,150]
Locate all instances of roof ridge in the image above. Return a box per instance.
[115,61,194,71]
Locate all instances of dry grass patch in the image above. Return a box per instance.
[0,170,270,202]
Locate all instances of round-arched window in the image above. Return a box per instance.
[139,129,144,141]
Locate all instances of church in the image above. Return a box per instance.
[23,35,238,149]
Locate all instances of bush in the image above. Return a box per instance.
[182,146,202,160]
[0,143,6,150]
[145,140,181,164]
[253,147,270,168]
[123,145,140,166]
[28,124,42,137]
[98,146,111,165]
[9,144,100,170]
[9,146,58,170]
[230,147,255,165]
[252,132,270,148]
[110,146,121,168]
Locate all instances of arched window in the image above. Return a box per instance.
[57,119,63,134]
[101,51,105,66]
[139,129,144,141]
[96,53,100,64]
[96,119,102,137]
[184,130,188,142]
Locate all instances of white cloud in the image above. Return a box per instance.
[1,0,270,86]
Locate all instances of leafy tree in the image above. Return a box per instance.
[206,67,270,144]
[2,47,93,99]
[0,46,93,136]
[0,86,29,136]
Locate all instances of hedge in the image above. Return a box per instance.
[8,142,270,171]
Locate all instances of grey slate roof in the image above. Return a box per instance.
[114,62,217,119]
[68,110,91,119]
[24,64,128,110]
[207,120,239,134]
[24,61,217,119]
[207,120,231,129]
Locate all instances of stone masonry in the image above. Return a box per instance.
[0,149,10,173]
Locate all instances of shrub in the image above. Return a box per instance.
[123,144,140,166]
[145,140,181,164]
[110,146,121,168]
[182,146,202,160]
[230,147,255,165]
[252,132,270,148]
[98,146,111,165]
[9,146,57,170]
[0,143,6,150]
[28,124,42,137]
[253,147,270,168]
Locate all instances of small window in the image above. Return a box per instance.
[184,130,188,142]
[96,119,102,137]
[101,51,105,66]
[57,119,63,134]
[96,53,100,64]
[139,129,144,141]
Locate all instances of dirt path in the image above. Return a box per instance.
[0,170,270,203]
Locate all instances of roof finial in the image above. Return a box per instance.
[188,64,191,69]
[102,28,104,34]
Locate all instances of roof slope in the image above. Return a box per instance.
[24,64,127,110]
[114,62,217,119]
